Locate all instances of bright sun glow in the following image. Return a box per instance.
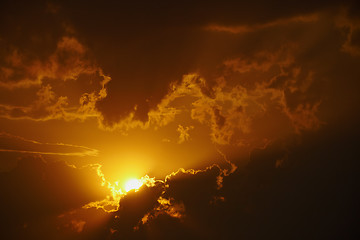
[124,178,143,192]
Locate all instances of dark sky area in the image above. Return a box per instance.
[0,0,359,239]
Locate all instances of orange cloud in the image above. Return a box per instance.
[0,37,97,90]
[1,2,359,239]
[284,102,322,133]
[100,61,321,147]
[336,9,360,56]
[70,220,86,233]
[177,125,194,144]
[0,132,98,156]
[223,47,295,74]
[0,36,111,122]
[206,13,318,34]
[147,68,320,146]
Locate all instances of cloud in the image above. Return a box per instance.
[70,220,86,233]
[88,3,348,133]
[0,132,98,157]
[2,129,358,239]
[336,8,360,56]
[90,164,226,239]
[0,2,352,143]
[108,127,357,239]
[177,125,194,144]
[0,37,97,90]
[162,165,224,211]
[0,155,110,238]
[140,69,320,146]
[91,11,331,144]
[0,1,359,239]
[206,13,319,34]
[0,36,111,122]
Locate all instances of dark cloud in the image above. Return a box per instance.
[0,1,359,239]
[43,0,356,129]
[62,123,357,239]
[135,126,358,239]
[1,0,359,135]
[0,35,110,121]
[0,0,110,122]
[1,124,358,239]
[109,183,164,239]
[0,155,110,239]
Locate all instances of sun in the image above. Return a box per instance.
[124,178,143,192]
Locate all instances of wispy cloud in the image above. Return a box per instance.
[206,13,319,34]
[0,132,99,156]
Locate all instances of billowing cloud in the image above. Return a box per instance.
[1,129,358,239]
[0,2,356,141]
[0,11,111,122]
[104,128,358,239]
[0,36,99,89]
[127,69,320,146]
[90,9,345,145]
[0,1,359,239]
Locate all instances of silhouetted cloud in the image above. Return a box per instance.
[1,128,358,239]
[129,127,358,239]
[0,0,359,239]
[0,155,110,239]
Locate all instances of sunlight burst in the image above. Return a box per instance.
[124,178,143,192]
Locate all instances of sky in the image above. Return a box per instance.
[0,0,359,239]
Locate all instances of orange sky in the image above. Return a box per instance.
[0,1,359,239]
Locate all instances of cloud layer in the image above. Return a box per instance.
[0,1,359,239]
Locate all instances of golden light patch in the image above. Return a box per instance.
[124,178,143,192]
[83,174,158,212]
